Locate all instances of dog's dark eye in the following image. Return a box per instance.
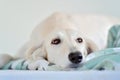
[51,38,61,45]
[76,37,83,43]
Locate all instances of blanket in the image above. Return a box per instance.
[1,25,120,71]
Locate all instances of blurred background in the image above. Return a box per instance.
[0,0,120,55]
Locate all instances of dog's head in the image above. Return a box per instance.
[26,13,98,68]
[29,28,97,68]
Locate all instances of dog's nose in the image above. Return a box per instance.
[68,52,83,64]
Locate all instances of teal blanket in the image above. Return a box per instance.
[1,25,120,71]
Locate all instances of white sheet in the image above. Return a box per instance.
[0,70,120,80]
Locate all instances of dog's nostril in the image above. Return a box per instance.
[68,52,83,64]
[78,56,82,59]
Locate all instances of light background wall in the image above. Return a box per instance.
[0,0,120,55]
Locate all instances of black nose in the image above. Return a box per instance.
[68,52,83,64]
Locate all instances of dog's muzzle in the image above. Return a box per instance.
[68,51,83,64]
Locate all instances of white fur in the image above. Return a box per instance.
[0,12,120,70]
[0,54,13,68]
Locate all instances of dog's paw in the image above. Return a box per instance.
[28,60,49,71]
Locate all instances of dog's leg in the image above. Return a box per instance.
[0,54,13,68]
[26,47,49,70]
[27,59,49,70]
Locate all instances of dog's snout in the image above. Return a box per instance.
[68,52,83,64]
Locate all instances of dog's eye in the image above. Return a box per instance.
[51,38,61,45]
[76,37,83,43]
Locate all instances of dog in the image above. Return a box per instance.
[0,12,118,70]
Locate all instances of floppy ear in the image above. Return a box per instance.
[86,39,98,55]
[25,42,47,61]
[87,47,93,55]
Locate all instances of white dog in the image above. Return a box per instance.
[0,12,119,70]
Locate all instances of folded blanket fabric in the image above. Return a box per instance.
[1,25,120,71]
[78,48,120,71]
[107,25,120,48]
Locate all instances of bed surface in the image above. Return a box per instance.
[0,70,120,80]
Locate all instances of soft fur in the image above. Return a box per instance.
[0,12,119,70]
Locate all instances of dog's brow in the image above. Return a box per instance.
[57,31,65,37]
[53,31,65,39]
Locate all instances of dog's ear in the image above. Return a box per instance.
[87,47,93,55]
[86,39,98,55]
[25,42,47,61]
